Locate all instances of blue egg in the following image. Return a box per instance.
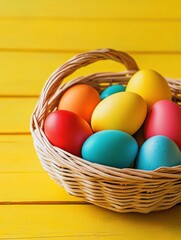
[135,135,181,171]
[81,130,138,168]
[100,84,126,100]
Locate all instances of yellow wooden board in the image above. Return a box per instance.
[0,135,42,172]
[1,204,181,240]
[0,52,180,96]
[0,172,80,202]
[0,135,80,202]
[0,19,181,52]
[1,0,181,238]
[0,97,37,133]
[0,0,180,18]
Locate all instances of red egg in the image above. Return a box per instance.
[144,100,181,149]
[44,110,93,157]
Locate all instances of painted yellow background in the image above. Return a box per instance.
[0,1,181,239]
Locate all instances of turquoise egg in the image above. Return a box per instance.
[100,84,126,100]
[81,130,138,168]
[135,135,181,171]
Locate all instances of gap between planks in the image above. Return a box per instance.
[0,201,89,205]
[0,48,181,54]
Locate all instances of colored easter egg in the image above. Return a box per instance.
[91,91,147,135]
[58,84,101,123]
[100,84,126,100]
[126,69,172,108]
[44,110,93,157]
[135,135,181,171]
[144,100,181,149]
[82,130,138,168]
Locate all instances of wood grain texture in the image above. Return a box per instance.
[0,135,41,172]
[0,135,80,202]
[0,19,180,52]
[0,172,80,202]
[0,204,181,240]
[0,0,180,18]
[1,0,181,238]
[0,52,180,96]
[0,98,37,133]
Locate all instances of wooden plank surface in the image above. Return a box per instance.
[1,204,181,240]
[0,135,41,172]
[0,98,37,133]
[0,19,180,52]
[0,172,80,202]
[0,135,81,202]
[0,0,180,18]
[1,0,181,239]
[0,52,181,96]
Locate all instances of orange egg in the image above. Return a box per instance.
[58,84,101,123]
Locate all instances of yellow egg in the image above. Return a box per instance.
[126,69,172,108]
[91,92,147,135]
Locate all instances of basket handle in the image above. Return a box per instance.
[61,48,139,72]
[33,49,139,126]
[43,48,139,94]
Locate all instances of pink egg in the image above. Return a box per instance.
[144,100,181,149]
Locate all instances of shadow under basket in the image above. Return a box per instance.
[30,48,181,213]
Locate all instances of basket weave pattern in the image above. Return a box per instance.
[30,49,181,213]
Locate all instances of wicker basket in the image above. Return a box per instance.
[30,48,181,213]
